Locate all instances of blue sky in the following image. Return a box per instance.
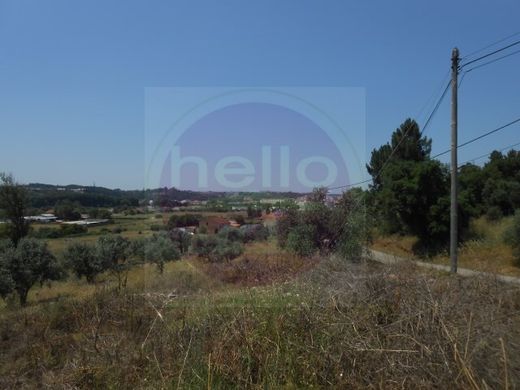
[0,0,519,190]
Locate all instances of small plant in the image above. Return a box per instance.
[504,210,520,266]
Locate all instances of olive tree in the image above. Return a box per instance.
[144,233,180,273]
[7,238,63,305]
[63,242,104,283]
[0,240,15,299]
[0,173,30,246]
[96,235,131,290]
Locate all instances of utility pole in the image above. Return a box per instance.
[450,47,459,273]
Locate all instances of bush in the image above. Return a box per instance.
[241,224,269,242]
[232,214,245,225]
[217,226,244,242]
[96,235,132,290]
[191,235,243,262]
[143,233,181,273]
[169,229,192,253]
[167,214,201,229]
[486,206,503,222]
[0,240,15,299]
[286,225,317,257]
[505,210,520,266]
[31,224,87,239]
[4,238,64,305]
[63,242,103,283]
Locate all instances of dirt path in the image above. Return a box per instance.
[367,248,520,285]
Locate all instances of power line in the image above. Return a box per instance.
[327,178,372,191]
[414,71,450,124]
[463,48,520,74]
[421,81,451,135]
[461,31,520,60]
[328,76,451,191]
[458,140,520,166]
[460,39,520,68]
[432,117,520,159]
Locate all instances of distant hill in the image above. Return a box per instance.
[24,183,302,208]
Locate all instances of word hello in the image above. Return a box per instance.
[170,145,338,189]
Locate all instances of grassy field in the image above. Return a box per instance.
[2,215,520,387]
[372,216,520,277]
[1,248,519,388]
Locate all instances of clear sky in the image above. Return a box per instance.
[1,0,519,190]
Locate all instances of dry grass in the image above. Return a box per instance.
[200,239,316,286]
[1,255,520,389]
[372,216,520,277]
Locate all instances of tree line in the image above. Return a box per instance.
[366,118,520,255]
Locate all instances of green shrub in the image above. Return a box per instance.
[169,229,192,253]
[63,242,103,283]
[217,226,244,242]
[31,224,87,239]
[286,225,317,257]
[240,224,269,242]
[0,240,15,299]
[143,233,181,273]
[485,206,503,222]
[505,210,520,266]
[4,238,64,305]
[167,214,201,229]
[191,234,243,262]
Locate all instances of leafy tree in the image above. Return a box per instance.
[54,200,81,221]
[0,240,15,299]
[286,225,317,257]
[7,238,63,305]
[169,229,192,253]
[167,214,201,229]
[307,186,328,203]
[276,200,299,247]
[300,195,332,249]
[63,242,103,283]
[143,233,180,273]
[367,119,431,190]
[96,235,131,290]
[246,205,262,218]
[329,189,370,261]
[0,173,30,246]
[458,163,485,217]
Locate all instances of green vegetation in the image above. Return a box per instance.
[505,210,520,265]
[0,173,30,245]
[0,254,519,388]
[63,242,103,284]
[167,213,201,229]
[30,224,88,239]
[0,238,63,305]
[368,118,520,256]
[277,188,368,260]
[191,235,244,262]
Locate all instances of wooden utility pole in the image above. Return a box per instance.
[450,47,459,273]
